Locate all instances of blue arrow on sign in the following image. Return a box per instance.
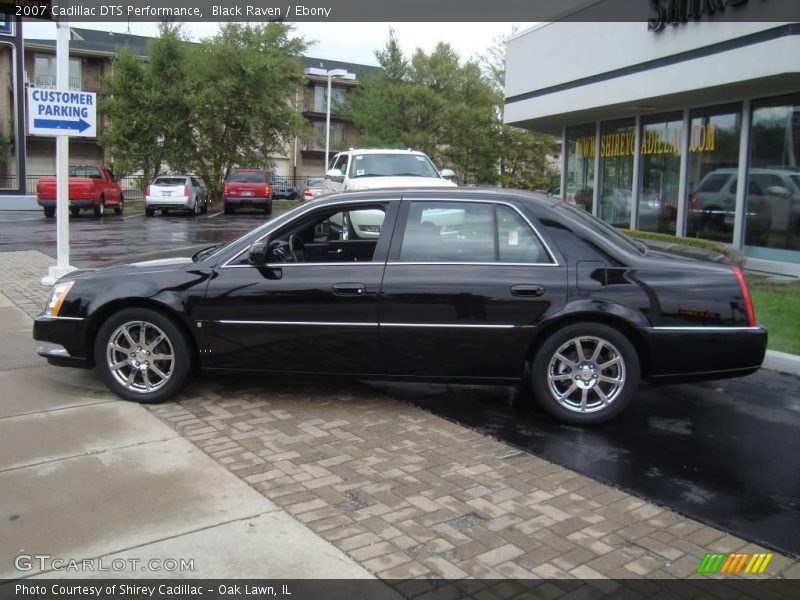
[33,118,91,133]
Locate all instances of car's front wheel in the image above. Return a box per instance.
[95,308,192,403]
[530,323,640,424]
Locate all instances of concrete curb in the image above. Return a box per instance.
[763,350,800,377]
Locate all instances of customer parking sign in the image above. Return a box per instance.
[27,88,97,137]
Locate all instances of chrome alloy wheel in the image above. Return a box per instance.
[546,336,626,414]
[106,320,175,394]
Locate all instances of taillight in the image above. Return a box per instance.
[265,183,270,196]
[183,185,190,197]
[304,186,311,199]
[145,185,150,196]
[732,265,756,327]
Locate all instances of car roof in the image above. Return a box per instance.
[229,168,265,171]
[311,187,560,209]
[335,148,428,156]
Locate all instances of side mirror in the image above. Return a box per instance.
[248,239,269,265]
[441,168,456,179]
[326,168,344,181]
[766,185,791,197]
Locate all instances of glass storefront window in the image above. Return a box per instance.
[564,124,595,213]
[685,105,741,244]
[745,94,800,263]
[599,119,634,228]
[638,113,682,235]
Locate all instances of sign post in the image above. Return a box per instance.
[31,15,97,285]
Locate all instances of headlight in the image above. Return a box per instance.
[45,281,75,317]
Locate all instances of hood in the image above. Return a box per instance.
[96,244,213,272]
[346,176,457,190]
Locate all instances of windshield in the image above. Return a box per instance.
[69,166,101,179]
[153,177,188,186]
[348,153,439,179]
[558,202,646,255]
[227,171,267,183]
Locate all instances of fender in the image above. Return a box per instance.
[542,298,651,330]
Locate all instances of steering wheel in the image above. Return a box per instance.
[288,234,307,263]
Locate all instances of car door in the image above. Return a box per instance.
[196,199,398,374]
[379,197,567,379]
[323,154,348,194]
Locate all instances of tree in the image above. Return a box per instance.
[184,23,308,199]
[347,31,499,185]
[481,34,560,190]
[100,22,308,198]
[99,22,192,182]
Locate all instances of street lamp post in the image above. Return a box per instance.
[304,67,355,173]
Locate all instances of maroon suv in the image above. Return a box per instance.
[223,168,272,215]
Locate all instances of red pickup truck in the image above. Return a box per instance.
[37,165,124,218]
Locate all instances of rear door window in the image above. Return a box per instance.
[398,201,552,264]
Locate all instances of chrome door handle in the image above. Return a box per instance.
[510,284,545,297]
[332,283,366,296]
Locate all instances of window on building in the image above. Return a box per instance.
[565,124,596,213]
[33,54,81,90]
[685,105,741,244]
[312,85,347,113]
[599,119,635,228]
[745,94,800,263]
[310,121,345,152]
[637,113,683,235]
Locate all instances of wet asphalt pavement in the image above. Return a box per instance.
[0,207,277,267]
[1,207,799,558]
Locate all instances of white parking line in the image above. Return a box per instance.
[121,213,144,220]
[207,211,223,219]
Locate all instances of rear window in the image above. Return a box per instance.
[227,170,267,183]
[153,177,188,186]
[68,166,101,179]
[306,178,324,187]
[557,202,645,255]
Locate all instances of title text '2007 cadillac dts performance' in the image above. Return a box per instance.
[33,189,766,424]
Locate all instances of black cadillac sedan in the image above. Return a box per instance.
[33,189,767,424]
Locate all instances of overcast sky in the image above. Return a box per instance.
[22,21,535,66]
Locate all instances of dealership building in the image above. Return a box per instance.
[505,17,800,275]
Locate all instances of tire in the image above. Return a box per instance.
[224,203,234,215]
[93,198,105,217]
[264,202,272,216]
[43,206,55,218]
[193,197,201,215]
[201,200,208,214]
[530,322,640,425]
[114,195,124,215]
[161,209,169,216]
[145,208,155,217]
[94,307,192,403]
[70,207,80,217]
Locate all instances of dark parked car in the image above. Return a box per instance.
[223,168,272,215]
[271,179,298,200]
[33,189,766,424]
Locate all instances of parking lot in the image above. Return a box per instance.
[0,208,798,575]
[0,208,283,267]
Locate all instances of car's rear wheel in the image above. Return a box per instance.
[201,200,208,214]
[114,195,124,215]
[530,323,640,424]
[145,208,155,217]
[95,308,191,403]
[43,206,55,218]
[93,197,105,217]
[161,208,169,216]
[193,197,201,215]
[70,207,80,217]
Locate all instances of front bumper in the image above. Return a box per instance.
[33,315,91,368]
[642,325,767,384]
